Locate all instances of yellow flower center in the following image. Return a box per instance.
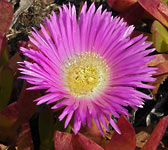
[63,52,109,98]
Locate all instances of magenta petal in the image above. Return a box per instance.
[74,110,82,134]
[64,111,74,128]
[109,118,121,134]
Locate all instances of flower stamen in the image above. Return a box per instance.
[63,52,109,98]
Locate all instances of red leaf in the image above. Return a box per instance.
[147,54,168,67]
[0,36,7,59]
[0,102,18,127]
[54,131,104,150]
[79,119,106,147]
[141,116,168,150]
[8,51,22,74]
[104,115,136,150]
[147,54,168,98]
[17,82,42,122]
[120,2,144,25]
[17,122,34,150]
[106,0,137,12]
[138,0,168,27]
[0,102,19,142]
[0,0,13,35]
[75,132,104,150]
[154,61,168,76]
[54,131,84,150]
[147,54,168,76]
[158,1,168,20]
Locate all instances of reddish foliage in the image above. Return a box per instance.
[120,2,144,25]
[158,1,168,20]
[0,102,19,126]
[79,119,106,147]
[0,102,19,142]
[75,132,104,150]
[17,82,42,122]
[138,0,168,27]
[54,131,84,150]
[16,122,34,150]
[148,54,168,67]
[106,0,137,12]
[8,52,22,75]
[154,61,168,76]
[148,54,168,97]
[8,41,27,74]
[0,0,13,35]
[104,115,168,150]
[54,131,104,150]
[0,36,7,59]
[148,54,168,76]
[104,115,136,150]
[141,116,168,150]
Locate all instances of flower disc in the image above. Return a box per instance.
[63,52,109,98]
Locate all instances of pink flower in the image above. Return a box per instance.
[18,2,156,135]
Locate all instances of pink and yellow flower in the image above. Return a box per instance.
[18,2,156,134]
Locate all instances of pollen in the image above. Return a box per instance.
[63,52,109,98]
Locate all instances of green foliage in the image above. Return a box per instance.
[162,0,168,4]
[0,66,13,111]
[0,48,8,67]
[151,20,168,53]
[39,107,71,150]
[39,107,55,150]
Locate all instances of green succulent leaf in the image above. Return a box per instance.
[0,66,13,111]
[151,20,168,53]
[39,107,55,150]
[39,107,71,150]
[162,0,168,5]
[0,48,8,66]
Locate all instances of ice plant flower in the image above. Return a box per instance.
[18,2,156,135]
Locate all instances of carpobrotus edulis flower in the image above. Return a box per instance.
[18,2,156,134]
